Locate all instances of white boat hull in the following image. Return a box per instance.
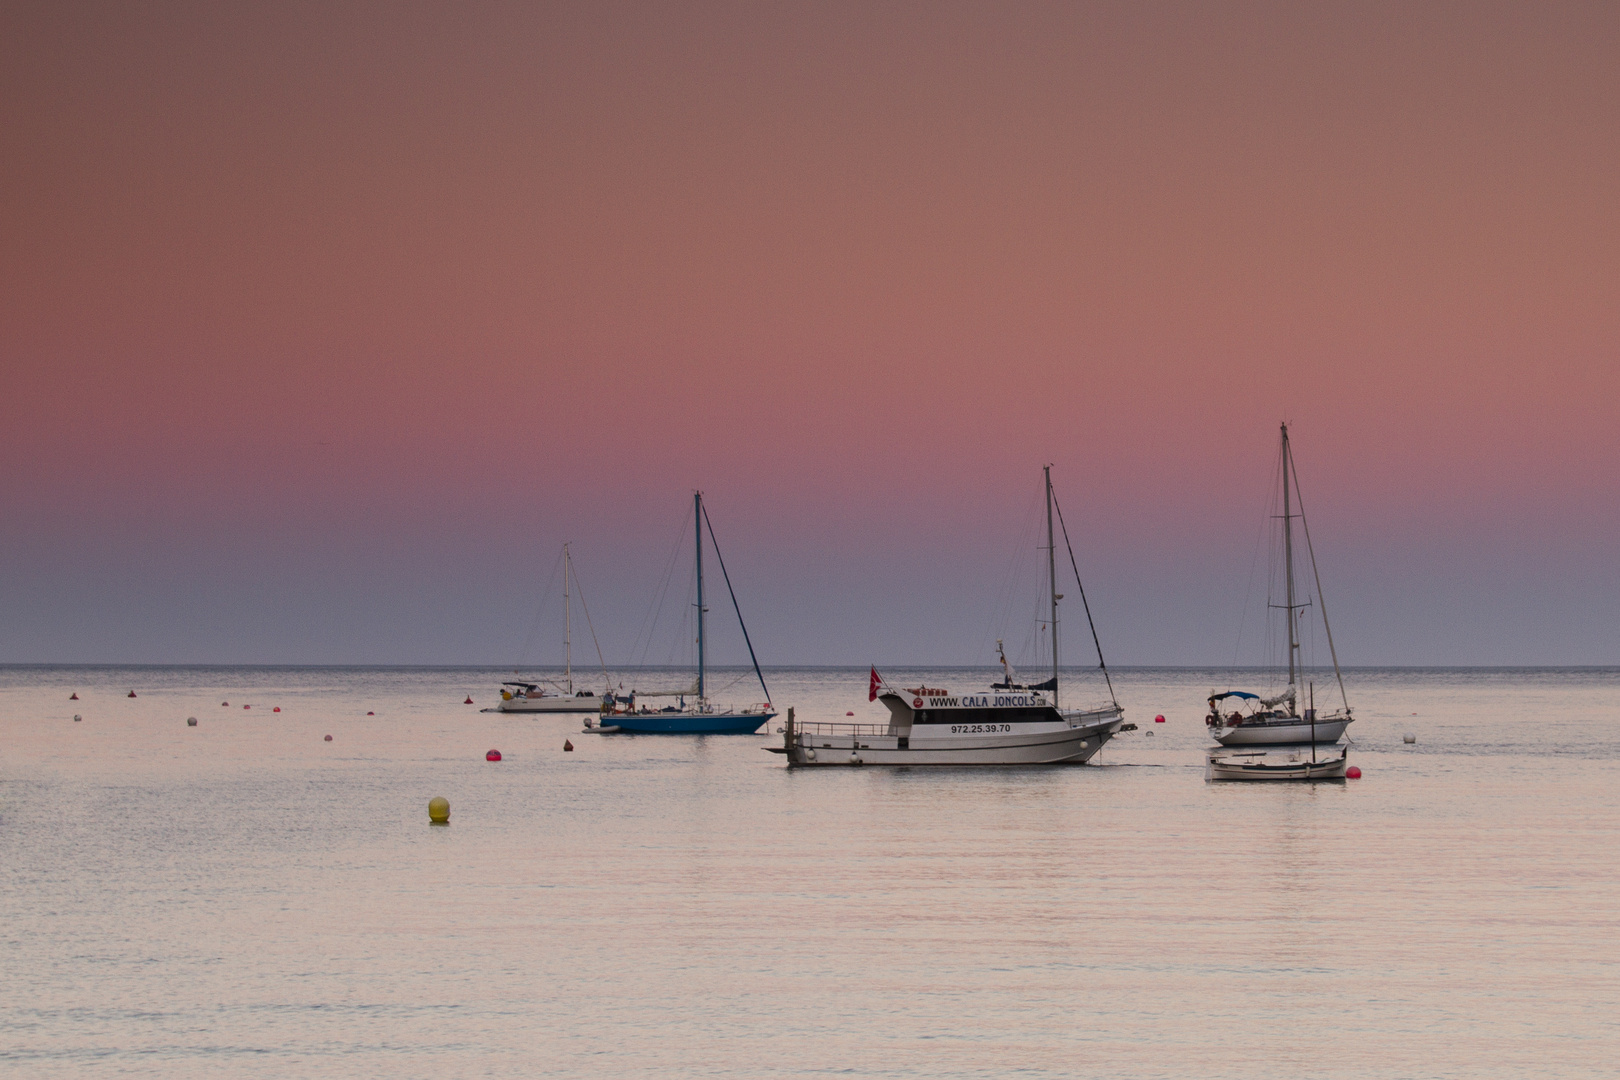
[1207,747,1348,781]
[497,695,603,713]
[1211,717,1350,746]
[783,711,1125,767]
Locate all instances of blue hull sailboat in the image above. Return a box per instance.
[610,709,770,735]
[590,492,776,736]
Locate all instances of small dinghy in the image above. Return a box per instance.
[1207,745,1349,781]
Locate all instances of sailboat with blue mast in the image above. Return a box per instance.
[589,491,776,735]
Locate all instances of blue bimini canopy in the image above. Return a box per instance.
[1208,691,1259,702]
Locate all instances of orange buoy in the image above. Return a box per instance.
[563,739,574,752]
[128,691,137,698]
[324,734,333,742]
[1155,714,1166,723]
[486,749,502,761]
[69,692,78,700]
[464,696,474,705]
[1346,766,1362,779]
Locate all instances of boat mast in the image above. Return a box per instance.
[701,501,773,707]
[1045,465,1059,708]
[1281,423,1300,692]
[695,490,706,704]
[563,543,573,694]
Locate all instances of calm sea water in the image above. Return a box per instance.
[2,665,1616,1078]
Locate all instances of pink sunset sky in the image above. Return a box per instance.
[2,1,1616,665]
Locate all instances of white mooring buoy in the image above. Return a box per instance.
[1403,733,1416,744]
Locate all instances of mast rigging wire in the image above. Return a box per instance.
[564,551,614,689]
[1285,437,1351,715]
[628,501,694,669]
[514,545,566,671]
[701,503,772,704]
[1049,487,1118,709]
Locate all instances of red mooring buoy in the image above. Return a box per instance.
[563,740,574,752]
[486,749,502,762]
[846,711,854,716]
[222,701,229,707]
[128,691,137,698]
[366,711,375,716]
[70,693,78,700]
[324,734,333,742]
[273,706,280,713]
[464,696,474,705]
[1346,766,1362,779]
[1155,714,1166,723]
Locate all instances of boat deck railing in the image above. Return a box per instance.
[790,720,892,738]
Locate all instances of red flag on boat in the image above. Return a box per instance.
[869,666,883,702]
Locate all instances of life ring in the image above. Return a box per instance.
[912,697,923,708]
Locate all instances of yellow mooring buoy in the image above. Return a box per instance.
[428,796,450,825]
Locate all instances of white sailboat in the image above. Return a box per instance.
[1206,422,1355,749]
[1207,682,1349,780]
[497,544,610,714]
[776,466,1129,767]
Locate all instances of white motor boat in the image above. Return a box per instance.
[776,465,1131,767]
[1208,422,1355,748]
[781,686,1127,766]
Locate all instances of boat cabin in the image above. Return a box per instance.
[1206,690,1314,727]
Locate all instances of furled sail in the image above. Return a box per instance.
[625,681,701,698]
[1259,686,1296,709]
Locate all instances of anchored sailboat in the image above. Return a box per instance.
[1207,422,1355,748]
[497,544,611,713]
[776,466,1128,766]
[589,492,775,735]
[1207,680,1349,779]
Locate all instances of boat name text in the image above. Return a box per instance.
[917,694,1045,709]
